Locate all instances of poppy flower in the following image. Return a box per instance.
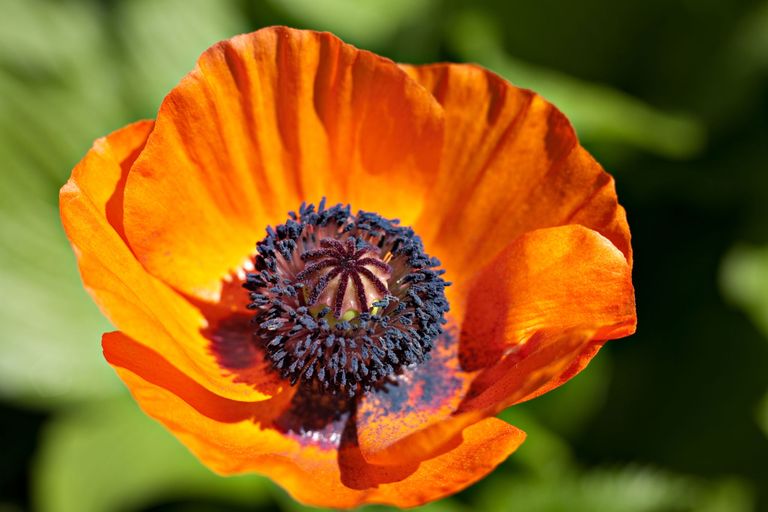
[60,26,636,508]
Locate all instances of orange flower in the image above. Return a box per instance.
[60,27,636,508]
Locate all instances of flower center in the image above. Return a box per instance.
[243,200,449,397]
[297,236,391,320]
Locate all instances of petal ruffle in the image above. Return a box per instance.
[104,331,524,509]
[460,328,605,413]
[460,224,635,371]
[124,27,443,301]
[357,225,635,458]
[357,327,601,467]
[60,122,280,402]
[403,63,631,318]
[457,225,634,411]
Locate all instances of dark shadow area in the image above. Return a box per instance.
[274,383,355,445]
[143,499,281,512]
[203,312,283,397]
[0,403,47,511]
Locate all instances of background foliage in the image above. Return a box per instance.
[1,0,767,510]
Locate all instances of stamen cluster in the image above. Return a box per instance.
[244,201,449,397]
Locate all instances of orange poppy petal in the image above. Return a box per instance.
[462,330,606,413]
[60,122,280,402]
[354,224,633,466]
[403,63,631,318]
[356,327,604,467]
[123,27,443,301]
[333,416,524,508]
[354,328,473,466]
[460,224,635,372]
[104,331,525,509]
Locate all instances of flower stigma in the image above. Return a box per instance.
[244,200,449,397]
[297,236,392,320]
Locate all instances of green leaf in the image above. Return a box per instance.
[357,501,468,512]
[720,244,768,338]
[490,407,754,511]
[728,238,768,433]
[0,75,122,406]
[115,0,248,117]
[276,495,468,512]
[525,352,612,438]
[497,408,575,477]
[726,1,768,73]
[0,5,129,415]
[34,398,269,512]
[0,76,123,406]
[268,0,437,49]
[0,0,246,408]
[722,244,768,440]
[478,465,753,512]
[0,242,120,407]
[0,0,128,187]
[758,392,768,439]
[0,0,104,75]
[447,11,706,160]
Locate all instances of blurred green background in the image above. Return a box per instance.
[1,0,767,510]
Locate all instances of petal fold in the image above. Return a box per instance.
[124,27,443,301]
[358,328,604,472]
[460,224,635,371]
[60,122,279,402]
[352,225,635,463]
[104,331,525,509]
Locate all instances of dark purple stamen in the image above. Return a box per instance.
[243,200,450,397]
